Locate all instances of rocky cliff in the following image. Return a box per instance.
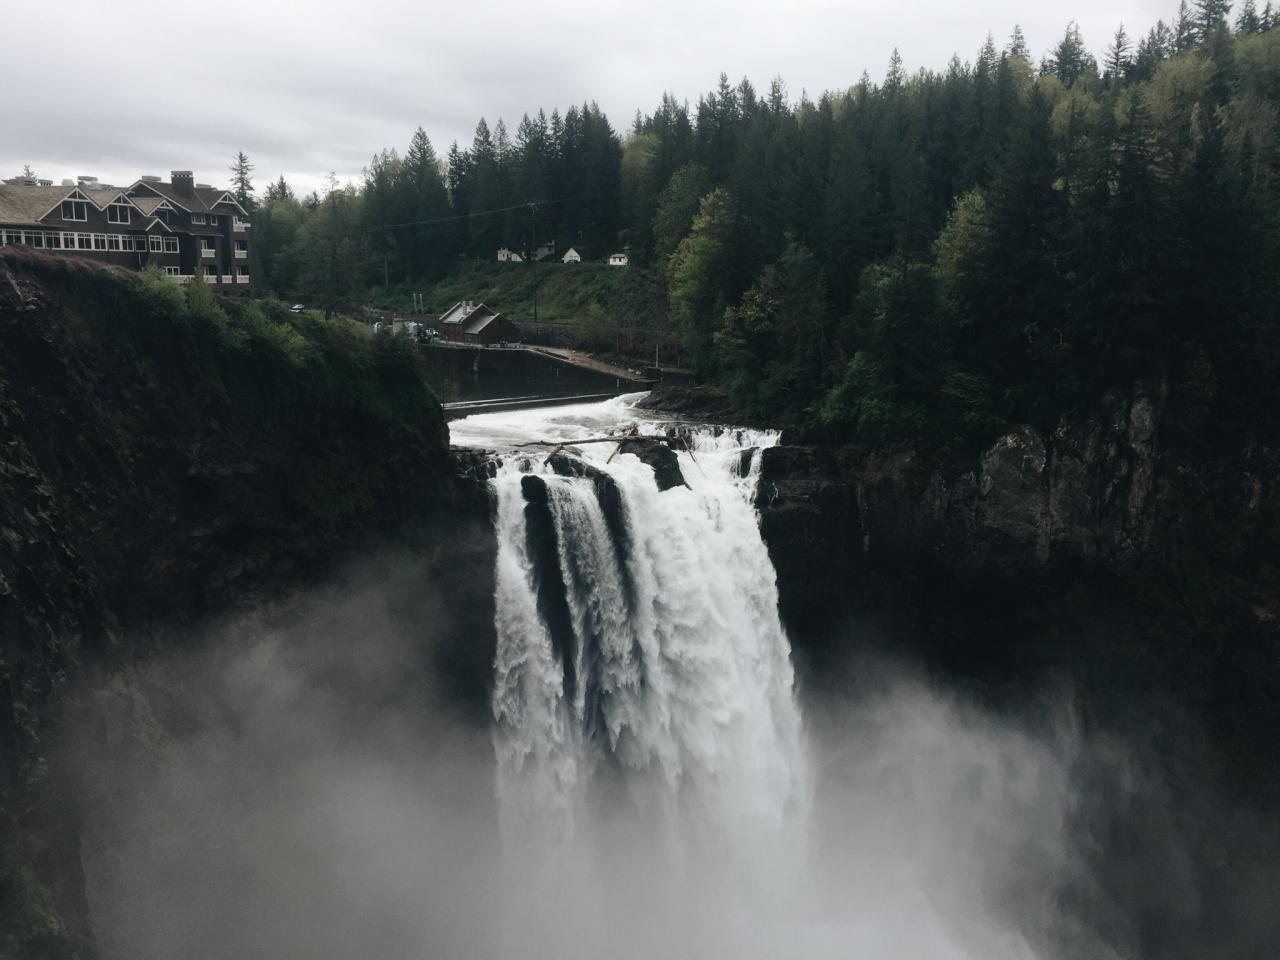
[755,381,1279,785]
[0,250,496,957]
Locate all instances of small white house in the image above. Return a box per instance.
[562,247,582,264]
[497,247,524,263]
[607,252,629,267]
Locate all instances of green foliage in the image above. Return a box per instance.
[243,19,1280,456]
[667,188,742,377]
[369,260,660,330]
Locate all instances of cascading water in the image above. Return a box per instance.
[453,396,808,838]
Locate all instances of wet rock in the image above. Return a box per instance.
[634,384,736,421]
[521,473,549,504]
[617,438,688,492]
[755,445,862,643]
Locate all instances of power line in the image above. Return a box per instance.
[366,192,603,234]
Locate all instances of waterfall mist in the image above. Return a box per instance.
[62,397,1277,959]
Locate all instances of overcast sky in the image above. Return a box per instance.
[4,0,1175,197]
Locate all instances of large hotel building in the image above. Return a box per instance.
[0,170,251,289]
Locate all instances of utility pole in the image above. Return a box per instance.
[528,201,539,324]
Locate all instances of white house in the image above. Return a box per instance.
[607,252,629,267]
[497,247,524,263]
[562,247,582,264]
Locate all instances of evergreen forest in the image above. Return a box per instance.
[246,4,1280,454]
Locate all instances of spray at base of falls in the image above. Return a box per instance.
[460,397,808,838]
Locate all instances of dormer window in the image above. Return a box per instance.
[61,199,88,221]
[208,215,219,226]
[107,202,132,224]
[191,213,206,224]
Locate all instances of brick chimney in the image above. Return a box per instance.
[171,170,194,197]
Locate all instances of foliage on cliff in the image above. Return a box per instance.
[0,249,451,955]
[366,260,661,330]
[245,16,1280,458]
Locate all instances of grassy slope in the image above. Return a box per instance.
[366,260,664,328]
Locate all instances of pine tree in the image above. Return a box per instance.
[1105,24,1133,86]
[1262,1,1274,29]
[228,151,255,210]
[1007,24,1029,59]
[401,127,450,276]
[1175,2,1197,49]
[884,48,905,93]
[263,174,293,203]
[1236,0,1262,31]
[1196,0,1233,39]
[1045,22,1093,86]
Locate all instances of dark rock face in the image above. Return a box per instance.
[616,438,688,491]
[634,383,736,421]
[0,251,500,954]
[758,381,1278,663]
[756,446,862,645]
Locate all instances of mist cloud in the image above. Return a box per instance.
[57,557,1279,960]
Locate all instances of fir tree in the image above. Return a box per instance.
[1196,0,1233,39]
[1106,24,1133,86]
[1045,22,1093,86]
[1007,24,1029,59]
[1236,0,1262,31]
[1175,2,1197,49]
[229,151,255,210]
[263,175,293,203]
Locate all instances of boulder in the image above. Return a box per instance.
[617,438,688,492]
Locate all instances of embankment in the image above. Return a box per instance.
[0,250,497,955]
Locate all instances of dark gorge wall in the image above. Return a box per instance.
[755,385,1280,957]
[757,382,1279,780]
[0,250,497,955]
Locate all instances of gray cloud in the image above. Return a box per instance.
[4,0,1172,194]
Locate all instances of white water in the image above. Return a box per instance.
[452,394,807,836]
[448,397,1086,960]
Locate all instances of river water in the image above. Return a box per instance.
[449,396,1071,960]
[454,394,806,831]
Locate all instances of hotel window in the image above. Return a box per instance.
[107,203,131,224]
[107,235,121,251]
[3,230,20,245]
[163,266,180,276]
[201,237,215,250]
[93,234,108,250]
[46,232,62,249]
[205,267,218,278]
[77,234,92,250]
[63,232,77,249]
[163,236,179,253]
[236,265,248,277]
[191,213,206,224]
[24,231,44,248]
[149,235,163,252]
[61,199,88,221]
[207,215,218,226]
[134,237,148,251]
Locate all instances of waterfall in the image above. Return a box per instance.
[465,398,807,838]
